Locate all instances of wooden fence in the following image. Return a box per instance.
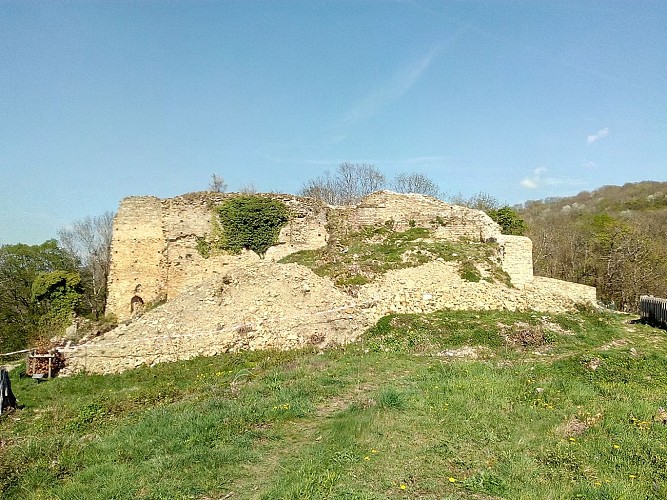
[640,295,667,328]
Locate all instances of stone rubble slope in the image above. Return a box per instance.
[358,261,593,316]
[62,262,371,375]
[63,259,594,375]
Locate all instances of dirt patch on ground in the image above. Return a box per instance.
[600,338,630,350]
[315,382,378,417]
[436,346,492,359]
[557,412,603,439]
[500,322,548,347]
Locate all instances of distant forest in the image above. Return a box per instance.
[519,181,667,311]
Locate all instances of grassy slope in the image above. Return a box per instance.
[279,225,509,288]
[2,309,667,499]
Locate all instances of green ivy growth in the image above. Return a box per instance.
[459,259,482,282]
[215,196,289,258]
[31,270,83,329]
[195,236,211,259]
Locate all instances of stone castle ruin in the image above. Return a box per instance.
[63,191,596,374]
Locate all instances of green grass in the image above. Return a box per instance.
[279,225,510,288]
[2,309,667,499]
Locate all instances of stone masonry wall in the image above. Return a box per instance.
[341,191,502,241]
[106,190,585,322]
[106,197,166,320]
[66,260,596,375]
[497,235,534,287]
[73,190,600,374]
[107,192,328,320]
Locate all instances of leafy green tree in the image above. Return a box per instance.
[487,206,528,236]
[0,240,73,352]
[31,271,83,330]
[526,207,667,311]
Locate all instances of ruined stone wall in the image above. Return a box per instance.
[498,235,534,287]
[341,191,502,241]
[357,261,595,316]
[68,259,596,375]
[107,192,328,320]
[106,190,573,322]
[106,197,166,319]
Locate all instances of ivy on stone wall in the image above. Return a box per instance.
[215,196,289,258]
[31,270,83,330]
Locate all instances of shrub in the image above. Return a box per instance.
[215,196,289,258]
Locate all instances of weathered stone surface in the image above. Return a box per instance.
[63,262,370,375]
[106,192,328,320]
[68,190,596,375]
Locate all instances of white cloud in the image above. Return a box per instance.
[519,166,586,191]
[520,167,547,189]
[520,178,538,189]
[582,160,597,168]
[340,46,440,126]
[587,127,609,144]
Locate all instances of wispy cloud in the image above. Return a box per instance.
[340,46,441,127]
[519,166,583,190]
[520,167,548,189]
[299,155,451,169]
[582,160,597,168]
[587,127,609,144]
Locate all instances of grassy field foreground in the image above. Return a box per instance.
[2,309,667,499]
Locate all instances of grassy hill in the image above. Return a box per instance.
[3,308,667,499]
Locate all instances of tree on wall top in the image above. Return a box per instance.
[215,196,289,258]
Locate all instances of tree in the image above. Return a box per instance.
[0,240,73,352]
[31,270,83,329]
[392,172,440,198]
[527,210,667,311]
[300,162,386,205]
[449,191,500,212]
[58,212,114,318]
[487,206,528,236]
[209,174,228,193]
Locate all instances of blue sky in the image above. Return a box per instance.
[1,1,665,245]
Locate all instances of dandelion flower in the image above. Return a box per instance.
[613,444,620,449]
[400,483,407,490]
[449,477,457,483]
[371,449,378,454]
[364,456,370,461]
